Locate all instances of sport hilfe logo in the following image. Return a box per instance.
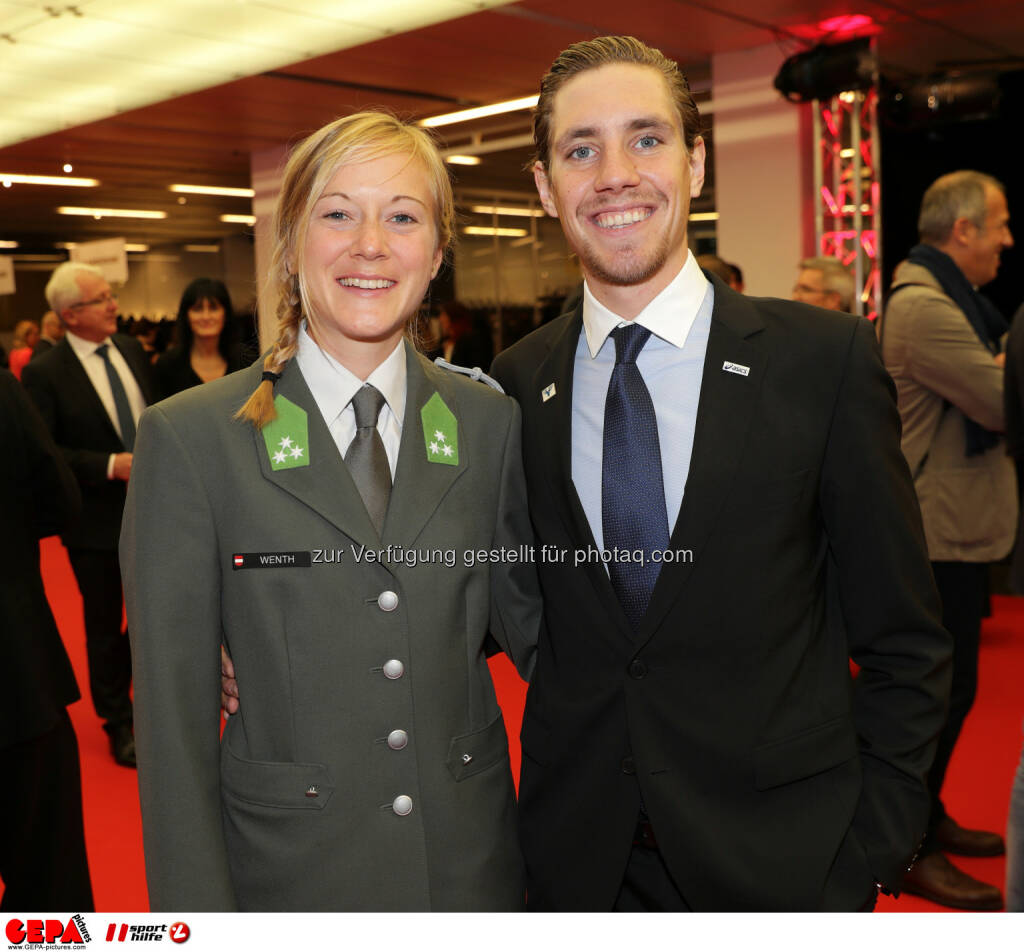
[102,923,188,944]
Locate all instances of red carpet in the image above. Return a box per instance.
[5,537,1023,912]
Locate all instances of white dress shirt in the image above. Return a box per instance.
[65,330,148,478]
[571,251,712,552]
[295,323,405,478]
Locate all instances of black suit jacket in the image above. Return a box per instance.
[31,337,55,359]
[0,370,82,747]
[152,346,246,402]
[22,334,156,551]
[490,275,952,911]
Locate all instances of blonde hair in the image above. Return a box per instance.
[237,111,455,428]
[13,319,39,348]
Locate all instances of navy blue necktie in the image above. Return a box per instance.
[602,324,669,629]
[96,343,137,452]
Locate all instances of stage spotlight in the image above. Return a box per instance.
[879,71,1006,128]
[774,37,876,103]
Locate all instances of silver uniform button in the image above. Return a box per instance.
[392,795,413,816]
[382,659,405,679]
[377,590,399,612]
[387,729,409,750]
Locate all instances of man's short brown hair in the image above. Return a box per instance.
[532,35,703,169]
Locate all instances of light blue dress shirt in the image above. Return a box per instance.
[571,254,714,552]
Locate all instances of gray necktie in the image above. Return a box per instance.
[345,384,391,534]
[96,343,137,452]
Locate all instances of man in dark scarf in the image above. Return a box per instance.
[880,170,1014,910]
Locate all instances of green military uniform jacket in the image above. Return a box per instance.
[121,343,539,911]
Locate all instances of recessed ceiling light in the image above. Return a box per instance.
[421,95,538,128]
[0,173,99,187]
[464,226,529,238]
[220,214,256,225]
[184,244,221,253]
[58,206,167,219]
[688,212,719,222]
[0,240,19,249]
[445,155,482,166]
[170,184,255,198]
[470,204,545,218]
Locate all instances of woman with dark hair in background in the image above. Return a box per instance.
[153,278,243,399]
[439,300,493,370]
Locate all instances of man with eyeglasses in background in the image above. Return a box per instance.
[791,256,855,313]
[23,261,156,768]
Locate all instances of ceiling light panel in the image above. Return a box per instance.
[0,1,519,148]
[170,185,255,198]
[470,205,544,218]
[0,173,99,186]
[58,206,167,219]
[464,226,528,237]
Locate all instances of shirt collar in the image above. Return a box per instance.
[296,323,407,428]
[65,329,112,360]
[581,251,709,358]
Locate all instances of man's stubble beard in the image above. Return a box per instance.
[575,227,673,288]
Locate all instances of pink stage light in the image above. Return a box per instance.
[818,15,875,35]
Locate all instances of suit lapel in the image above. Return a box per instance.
[254,359,380,550]
[112,334,157,405]
[532,308,633,638]
[383,343,467,549]
[57,341,123,446]
[639,280,768,642]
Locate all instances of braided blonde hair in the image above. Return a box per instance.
[237,111,455,428]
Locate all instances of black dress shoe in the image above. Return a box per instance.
[105,722,137,768]
[934,815,1005,857]
[902,852,1003,910]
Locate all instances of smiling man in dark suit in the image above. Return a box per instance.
[489,35,953,911]
[23,261,155,768]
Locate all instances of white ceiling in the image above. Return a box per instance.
[0,0,518,146]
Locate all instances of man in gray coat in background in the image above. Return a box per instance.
[880,169,1014,910]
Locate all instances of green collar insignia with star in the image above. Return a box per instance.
[262,395,310,470]
[421,392,458,466]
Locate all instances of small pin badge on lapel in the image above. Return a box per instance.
[722,361,750,377]
[421,392,459,466]
[261,395,310,470]
[541,382,557,402]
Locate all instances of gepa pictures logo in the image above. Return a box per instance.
[6,916,90,947]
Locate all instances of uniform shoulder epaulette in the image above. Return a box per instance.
[433,358,505,394]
